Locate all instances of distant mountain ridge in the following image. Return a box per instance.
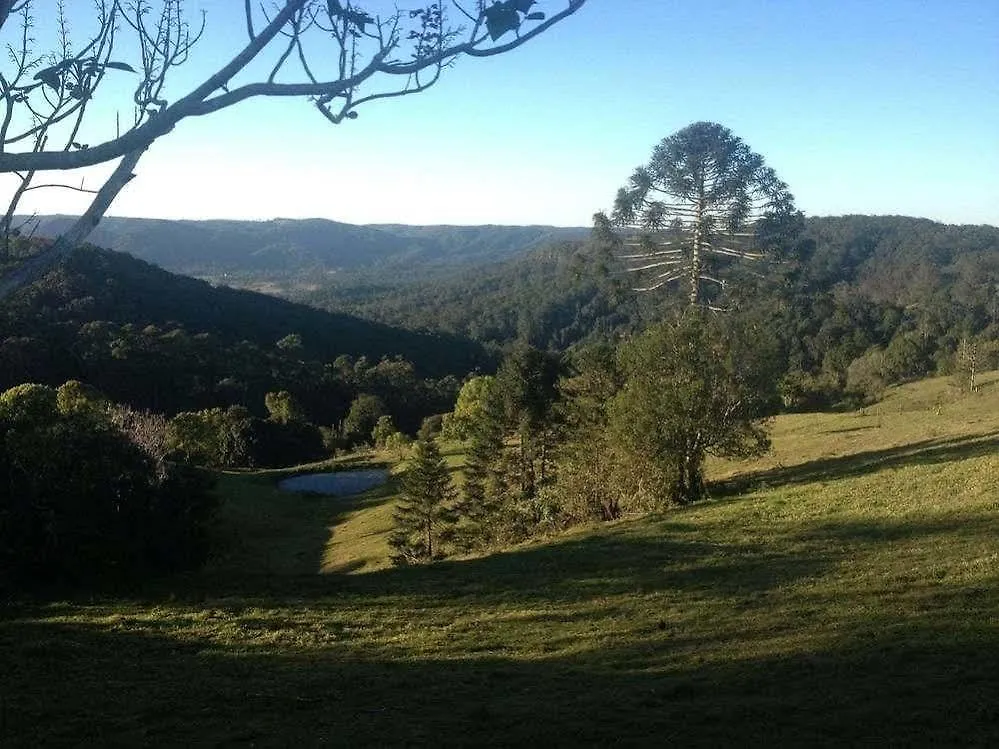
[24,215,589,278]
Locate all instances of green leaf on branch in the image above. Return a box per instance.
[104,61,137,73]
[33,67,63,91]
[482,2,522,41]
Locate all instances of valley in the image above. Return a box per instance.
[2,374,996,744]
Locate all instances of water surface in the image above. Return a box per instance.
[277,469,388,496]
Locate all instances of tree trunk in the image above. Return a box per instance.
[689,189,706,307]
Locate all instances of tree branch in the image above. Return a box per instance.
[0,145,148,299]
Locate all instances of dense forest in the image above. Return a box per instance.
[5,214,997,425]
[0,242,481,458]
[301,215,999,406]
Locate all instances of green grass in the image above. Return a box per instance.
[2,375,998,745]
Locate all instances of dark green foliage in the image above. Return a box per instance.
[0,245,488,398]
[251,417,326,468]
[264,390,305,425]
[371,414,396,447]
[166,403,327,470]
[0,383,217,591]
[456,376,508,549]
[494,345,563,499]
[342,393,385,447]
[0,247,467,449]
[608,311,778,505]
[303,239,645,351]
[388,437,457,565]
[452,347,566,547]
[417,413,444,441]
[167,406,257,468]
[301,216,998,413]
[552,343,626,522]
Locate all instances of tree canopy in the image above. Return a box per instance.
[596,121,798,309]
[608,311,778,504]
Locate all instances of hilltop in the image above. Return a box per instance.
[0,245,488,379]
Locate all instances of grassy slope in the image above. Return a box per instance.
[2,375,998,746]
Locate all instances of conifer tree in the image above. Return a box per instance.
[389,436,457,565]
[596,121,797,310]
[456,380,507,549]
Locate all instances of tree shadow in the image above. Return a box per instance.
[712,431,999,497]
[161,516,831,607]
[2,609,995,747]
[792,513,999,545]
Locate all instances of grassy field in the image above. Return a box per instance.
[2,374,998,745]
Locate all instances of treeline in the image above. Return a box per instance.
[760,216,999,406]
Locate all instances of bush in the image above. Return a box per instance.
[845,347,888,404]
[166,406,256,468]
[0,383,218,591]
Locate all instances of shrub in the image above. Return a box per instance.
[0,383,218,591]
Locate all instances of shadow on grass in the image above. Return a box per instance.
[157,516,829,606]
[1,610,995,747]
[792,513,999,545]
[713,431,999,497]
[129,506,991,613]
[207,465,403,578]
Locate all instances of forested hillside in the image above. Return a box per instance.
[303,217,996,332]
[0,244,485,425]
[301,240,655,350]
[298,215,999,408]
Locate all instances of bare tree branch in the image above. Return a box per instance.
[0,144,147,298]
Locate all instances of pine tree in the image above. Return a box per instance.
[455,384,507,550]
[389,436,457,565]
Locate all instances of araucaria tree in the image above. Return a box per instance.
[389,435,457,565]
[595,121,797,309]
[0,0,587,297]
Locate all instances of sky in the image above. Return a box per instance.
[5,0,998,227]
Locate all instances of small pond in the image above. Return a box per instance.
[277,469,389,496]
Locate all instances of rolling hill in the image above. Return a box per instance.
[0,245,491,386]
[23,215,588,280]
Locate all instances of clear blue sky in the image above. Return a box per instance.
[9,0,999,226]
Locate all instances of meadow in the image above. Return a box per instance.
[2,374,997,746]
